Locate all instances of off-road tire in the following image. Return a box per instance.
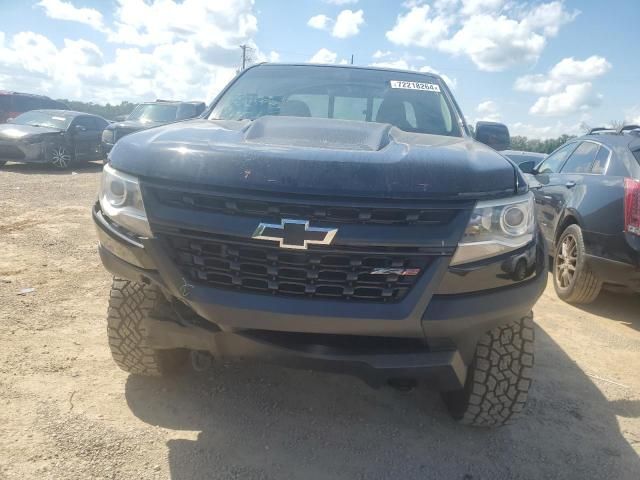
[443,313,535,427]
[553,224,602,304]
[107,278,187,376]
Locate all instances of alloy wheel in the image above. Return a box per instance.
[51,146,72,169]
[556,234,577,289]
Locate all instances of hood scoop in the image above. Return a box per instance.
[243,116,392,151]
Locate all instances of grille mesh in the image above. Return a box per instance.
[151,187,457,226]
[162,232,431,302]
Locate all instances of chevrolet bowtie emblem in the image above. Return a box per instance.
[252,219,338,250]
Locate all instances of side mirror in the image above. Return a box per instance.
[6,117,14,123]
[518,160,536,174]
[475,121,510,151]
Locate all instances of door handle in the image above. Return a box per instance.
[565,181,576,189]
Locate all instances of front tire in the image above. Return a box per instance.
[553,224,602,304]
[48,144,74,169]
[107,279,187,376]
[443,314,535,427]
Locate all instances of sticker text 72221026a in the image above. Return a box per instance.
[389,81,441,92]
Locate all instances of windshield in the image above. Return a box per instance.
[127,104,178,123]
[12,110,71,129]
[210,65,462,137]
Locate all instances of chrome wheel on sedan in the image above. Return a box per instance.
[49,145,72,169]
[555,234,577,289]
[553,224,602,304]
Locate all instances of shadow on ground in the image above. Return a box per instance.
[125,327,639,480]
[1,160,103,175]
[575,290,640,333]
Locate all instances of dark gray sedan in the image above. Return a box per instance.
[0,109,109,169]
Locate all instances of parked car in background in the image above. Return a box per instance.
[0,91,68,124]
[101,100,206,157]
[522,125,640,303]
[0,110,108,169]
[502,150,547,173]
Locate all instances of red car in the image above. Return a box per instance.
[0,91,68,124]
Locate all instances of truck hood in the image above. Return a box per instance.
[110,116,518,199]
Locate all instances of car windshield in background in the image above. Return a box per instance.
[12,110,71,129]
[210,65,462,137]
[128,104,177,123]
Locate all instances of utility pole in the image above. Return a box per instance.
[240,44,252,70]
[350,54,354,65]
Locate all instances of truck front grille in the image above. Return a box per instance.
[161,231,432,303]
[150,187,457,226]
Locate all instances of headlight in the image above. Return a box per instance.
[99,164,152,237]
[101,129,114,143]
[451,192,535,266]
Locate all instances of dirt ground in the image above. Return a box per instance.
[0,162,639,480]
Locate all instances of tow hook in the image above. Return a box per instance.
[190,350,213,372]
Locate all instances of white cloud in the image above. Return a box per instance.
[386,5,451,47]
[515,56,611,94]
[107,0,257,50]
[387,1,579,71]
[529,82,602,116]
[370,59,410,70]
[476,100,500,122]
[511,120,583,139]
[460,0,504,16]
[325,0,358,4]
[1,0,258,104]
[439,14,545,72]
[626,106,640,125]
[332,9,364,38]
[308,14,331,30]
[514,55,611,117]
[309,48,337,64]
[268,51,280,62]
[36,0,104,31]
[309,9,364,38]
[372,50,392,59]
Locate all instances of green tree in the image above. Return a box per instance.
[56,99,138,120]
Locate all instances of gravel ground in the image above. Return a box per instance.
[1,162,639,480]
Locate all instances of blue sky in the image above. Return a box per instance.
[0,0,638,138]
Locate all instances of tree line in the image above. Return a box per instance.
[55,99,137,121]
[509,134,577,154]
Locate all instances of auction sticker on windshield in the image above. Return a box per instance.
[390,81,441,92]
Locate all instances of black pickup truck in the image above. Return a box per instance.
[94,64,546,427]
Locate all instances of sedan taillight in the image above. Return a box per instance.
[624,178,640,235]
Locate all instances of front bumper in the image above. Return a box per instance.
[94,204,547,388]
[0,140,46,163]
